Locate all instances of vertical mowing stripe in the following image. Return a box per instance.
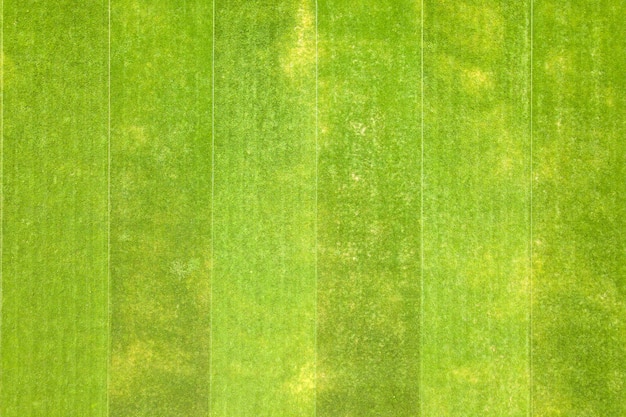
[317,2,422,415]
[421,2,531,414]
[532,2,626,414]
[110,3,213,413]
[2,3,109,413]
[212,2,317,414]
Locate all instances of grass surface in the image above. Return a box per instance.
[2,1,109,416]
[1,1,624,416]
[422,1,531,415]
[110,1,212,416]
[533,1,626,415]
[212,1,316,415]
[317,1,421,415]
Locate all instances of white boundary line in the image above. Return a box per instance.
[528,0,534,415]
[107,0,112,414]
[314,0,319,415]
[419,0,425,413]
[210,0,216,414]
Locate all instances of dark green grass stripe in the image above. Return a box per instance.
[317,1,422,415]
[109,2,212,415]
[1,1,109,415]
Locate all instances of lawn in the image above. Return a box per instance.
[1,1,624,416]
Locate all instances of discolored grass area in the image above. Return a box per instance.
[0,1,624,416]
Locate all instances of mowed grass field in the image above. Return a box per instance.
[1,1,624,416]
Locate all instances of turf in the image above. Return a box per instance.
[532,1,626,415]
[317,1,421,415]
[1,1,624,416]
[109,1,212,416]
[211,1,316,415]
[421,1,531,415]
[1,1,109,416]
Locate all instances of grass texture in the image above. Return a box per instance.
[0,0,624,416]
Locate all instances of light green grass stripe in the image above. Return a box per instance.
[422,1,531,415]
[532,1,626,414]
[211,1,317,415]
[317,1,422,415]
[1,1,109,415]
[109,1,212,415]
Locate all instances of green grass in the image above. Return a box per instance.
[422,1,531,415]
[211,1,316,416]
[1,1,624,416]
[110,1,212,415]
[317,1,421,415]
[1,1,109,416]
[533,1,626,415]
